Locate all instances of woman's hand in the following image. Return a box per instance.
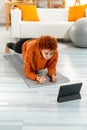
[36,76,46,84]
[51,74,58,82]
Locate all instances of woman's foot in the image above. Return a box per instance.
[5,44,10,53]
[5,43,15,53]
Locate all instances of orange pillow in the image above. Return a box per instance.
[68,5,86,21]
[17,4,39,21]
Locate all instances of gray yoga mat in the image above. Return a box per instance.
[4,54,69,88]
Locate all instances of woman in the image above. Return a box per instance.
[5,35,58,84]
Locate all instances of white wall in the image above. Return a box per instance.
[0,0,87,23]
[65,0,87,8]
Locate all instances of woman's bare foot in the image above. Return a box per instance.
[5,44,10,53]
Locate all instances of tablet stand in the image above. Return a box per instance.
[57,93,81,103]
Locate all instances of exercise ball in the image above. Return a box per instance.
[70,18,87,47]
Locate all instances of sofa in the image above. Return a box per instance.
[10,8,75,39]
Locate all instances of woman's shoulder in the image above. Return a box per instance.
[25,39,36,49]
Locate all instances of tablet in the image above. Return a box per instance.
[57,82,82,103]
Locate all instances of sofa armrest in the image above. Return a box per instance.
[11,8,21,38]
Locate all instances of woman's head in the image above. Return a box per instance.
[36,35,58,60]
[36,35,58,50]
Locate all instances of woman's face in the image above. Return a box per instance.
[40,49,54,60]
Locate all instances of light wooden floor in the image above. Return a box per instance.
[0,26,87,130]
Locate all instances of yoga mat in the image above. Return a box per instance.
[4,54,69,88]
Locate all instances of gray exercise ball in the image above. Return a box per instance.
[70,18,87,47]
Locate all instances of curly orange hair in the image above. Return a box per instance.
[36,35,58,50]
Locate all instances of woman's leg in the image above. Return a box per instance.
[14,38,32,53]
[5,38,32,53]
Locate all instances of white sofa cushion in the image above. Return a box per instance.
[37,8,68,21]
[20,21,73,38]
